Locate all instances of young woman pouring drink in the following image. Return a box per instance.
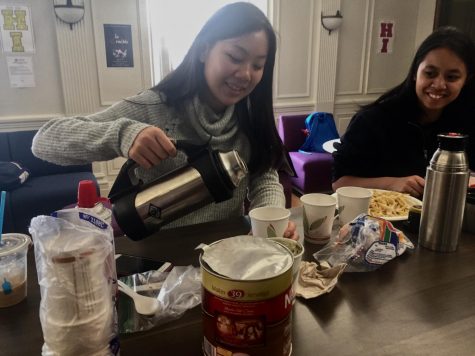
[32,2,298,239]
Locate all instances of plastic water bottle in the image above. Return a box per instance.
[419,133,469,252]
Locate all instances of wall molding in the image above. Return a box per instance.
[274,0,314,101]
[335,0,371,96]
[91,0,151,107]
[0,114,57,132]
[274,102,315,114]
[314,0,341,113]
[55,0,101,115]
[274,0,314,100]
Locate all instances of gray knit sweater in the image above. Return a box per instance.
[32,90,285,228]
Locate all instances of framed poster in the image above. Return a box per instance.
[104,24,134,67]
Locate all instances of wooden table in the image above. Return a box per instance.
[2,209,475,355]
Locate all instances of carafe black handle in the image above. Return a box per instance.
[108,159,140,202]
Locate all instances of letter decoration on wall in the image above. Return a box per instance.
[378,21,395,54]
[0,4,35,53]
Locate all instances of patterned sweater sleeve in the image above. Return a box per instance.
[32,91,161,166]
[247,169,285,209]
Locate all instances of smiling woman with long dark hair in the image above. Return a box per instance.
[333,26,475,198]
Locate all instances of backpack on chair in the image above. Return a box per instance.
[299,112,339,154]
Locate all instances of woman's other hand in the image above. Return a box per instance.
[333,175,425,198]
[387,176,425,197]
[283,220,299,241]
[128,127,177,168]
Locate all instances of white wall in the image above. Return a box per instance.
[273,0,437,133]
[0,0,64,129]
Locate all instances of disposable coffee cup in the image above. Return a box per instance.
[0,233,31,308]
[300,193,337,245]
[336,186,373,226]
[249,206,290,238]
[43,307,112,355]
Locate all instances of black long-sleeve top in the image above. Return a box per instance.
[333,104,475,181]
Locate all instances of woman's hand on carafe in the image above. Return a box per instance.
[129,127,177,168]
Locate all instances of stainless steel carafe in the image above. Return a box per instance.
[419,133,469,252]
[108,141,248,240]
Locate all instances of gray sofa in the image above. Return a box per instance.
[0,130,99,234]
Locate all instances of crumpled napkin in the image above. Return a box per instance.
[294,261,347,299]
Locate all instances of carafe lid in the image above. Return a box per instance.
[431,133,469,171]
[438,133,467,151]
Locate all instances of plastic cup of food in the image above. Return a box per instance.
[0,233,31,308]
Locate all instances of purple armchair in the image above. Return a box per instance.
[277,114,334,194]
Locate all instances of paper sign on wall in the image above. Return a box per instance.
[0,4,35,53]
[7,56,35,88]
[104,24,134,68]
[378,21,395,54]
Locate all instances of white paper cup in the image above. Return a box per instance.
[336,186,373,226]
[42,307,112,354]
[249,206,290,238]
[300,193,337,245]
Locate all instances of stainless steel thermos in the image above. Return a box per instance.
[419,133,469,252]
[109,141,248,240]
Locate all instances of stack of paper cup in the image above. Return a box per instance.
[40,247,114,355]
[30,211,118,356]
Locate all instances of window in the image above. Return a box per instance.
[147,0,268,84]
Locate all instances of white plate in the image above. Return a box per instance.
[332,189,422,221]
[322,138,341,153]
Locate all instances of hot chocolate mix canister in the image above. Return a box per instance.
[200,236,293,356]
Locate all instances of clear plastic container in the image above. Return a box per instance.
[0,233,31,307]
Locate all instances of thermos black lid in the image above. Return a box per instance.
[437,133,467,151]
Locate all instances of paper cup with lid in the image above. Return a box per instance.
[0,233,31,307]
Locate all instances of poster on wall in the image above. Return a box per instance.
[104,24,134,67]
[7,56,35,88]
[0,4,35,53]
[378,21,395,54]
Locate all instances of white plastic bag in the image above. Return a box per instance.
[313,214,414,272]
[30,209,119,356]
[118,265,201,334]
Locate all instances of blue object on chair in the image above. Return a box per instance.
[299,112,339,154]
